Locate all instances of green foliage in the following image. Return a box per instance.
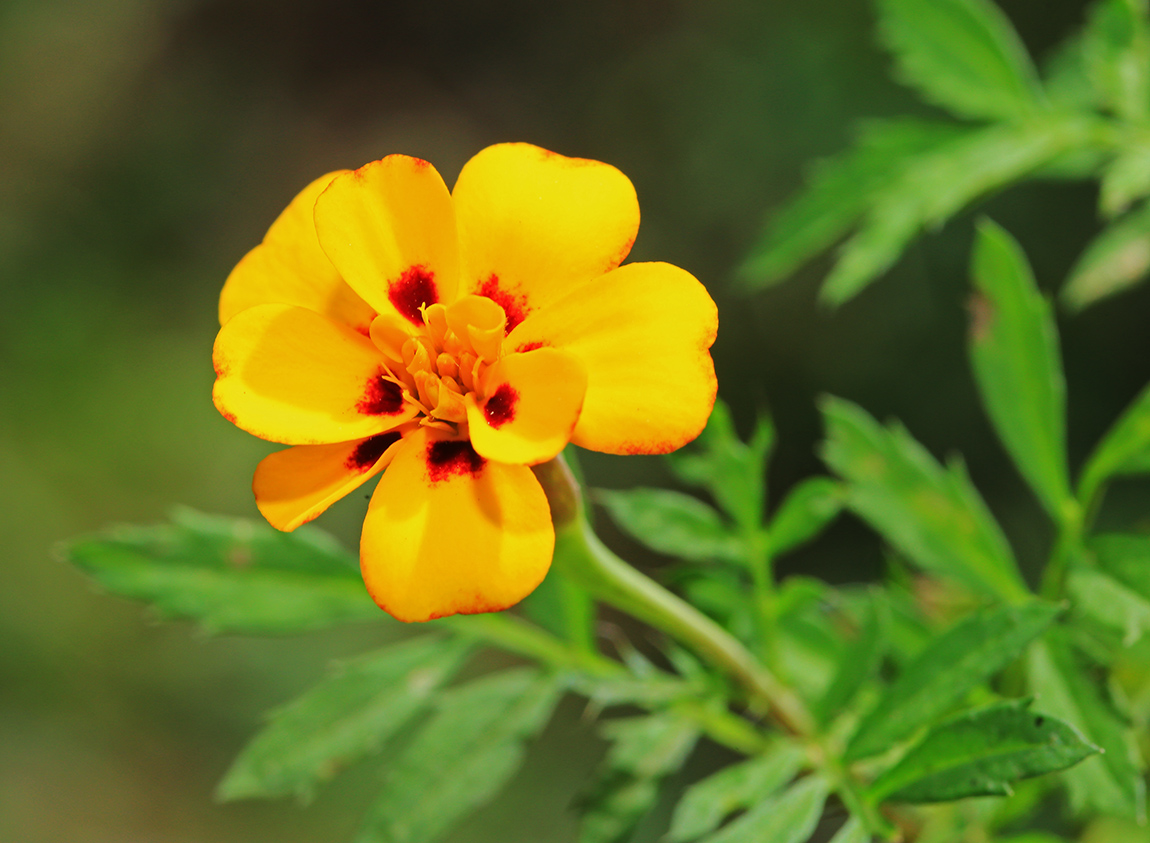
[596,488,743,563]
[766,477,844,556]
[812,592,885,727]
[692,776,828,843]
[1078,381,1150,503]
[845,602,1059,761]
[1064,201,1150,311]
[867,699,1098,803]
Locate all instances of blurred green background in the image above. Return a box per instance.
[3,0,1150,840]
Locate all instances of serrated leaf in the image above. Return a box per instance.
[668,742,805,842]
[218,636,471,802]
[875,0,1043,121]
[820,396,1028,601]
[667,400,773,530]
[1082,0,1150,122]
[1068,568,1150,646]
[62,509,380,634]
[1078,381,1150,503]
[868,699,1098,803]
[595,488,743,564]
[739,118,968,288]
[822,119,1089,305]
[846,602,1060,761]
[968,219,1073,520]
[813,593,886,726]
[357,668,561,843]
[1063,201,1150,311]
[768,477,844,557]
[697,775,828,843]
[1027,635,1146,821]
[1101,147,1150,218]
[827,818,869,843]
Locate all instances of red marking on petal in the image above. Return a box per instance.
[411,157,431,170]
[426,595,507,619]
[483,383,518,429]
[213,356,230,378]
[426,439,485,483]
[389,265,439,325]
[219,408,238,425]
[345,431,402,471]
[515,341,546,353]
[477,274,528,333]
[357,375,405,415]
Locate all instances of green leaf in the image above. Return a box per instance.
[595,488,743,564]
[868,699,1098,803]
[1067,567,1150,646]
[667,400,773,530]
[696,775,828,843]
[827,818,869,843]
[845,602,1060,761]
[875,0,1043,121]
[813,593,886,727]
[767,477,844,557]
[738,119,968,288]
[822,118,1090,305]
[1100,147,1150,218]
[1027,635,1147,821]
[1062,201,1150,312]
[1090,534,1150,613]
[217,636,471,802]
[968,219,1073,520]
[357,668,562,843]
[1082,0,1150,122]
[63,508,380,634]
[668,741,805,842]
[1078,381,1150,504]
[820,396,1029,600]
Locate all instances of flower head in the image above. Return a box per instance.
[213,143,717,621]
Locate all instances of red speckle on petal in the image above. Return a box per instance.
[219,408,238,425]
[389,265,439,325]
[357,375,405,415]
[411,157,431,170]
[483,383,518,429]
[345,431,402,471]
[426,439,485,483]
[515,341,546,353]
[477,274,528,333]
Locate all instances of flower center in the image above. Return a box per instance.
[368,295,508,434]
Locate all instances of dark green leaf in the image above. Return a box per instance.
[667,400,773,530]
[357,668,562,843]
[595,488,743,564]
[968,219,1072,520]
[868,699,1098,803]
[768,477,844,557]
[813,593,886,726]
[218,636,471,802]
[875,0,1043,120]
[1027,635,1146,821]
[1067,567,1150,646]
[697,776,828,843]
[63,508,380,634]
[668,741,805,842]
[1078,381,1150,503]
[846,602,1060,761]
[820,396,1029,600]
[1063,202,1150,312]
[822,119,1090,305]
[738,119,968,288]
[1082,0,1150,122]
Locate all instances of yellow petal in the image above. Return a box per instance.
[254,431,405,531]
[213,303,420,444]
[465,348,587,465]
[314,156,460,325]
[452,143,639,330]
[219,171,376,332]
[360,428,554,622]
[507,262,717,455]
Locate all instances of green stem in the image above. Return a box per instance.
[745,526,783,670]
[1039,499,1084,601]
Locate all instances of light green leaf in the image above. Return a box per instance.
[738,119,968,288]
[995,834,1072,843]
[767,477,844,557]
[217,636,471,802]
[62,508,380,634]
[1027,636,1146,821]
[1092,534,1150,603]
[822,118,1090,305]
[1082,0,1150,122]
[668,742,805,842]
[827,818,869,843]
[667,400,773,530]
[820,396,1029,601]
[845,602,1060,761]
[357,668,561,843]
[1078,381,1150,503]
[868,699,1098,803]
[813,593,885,727]
[1100,147,1150,218]
[1068,567,1150,646]
[968,219,1072,520]
[697,775,828,843]
[875,0,1043,121]
[595,488,743,564]
[1063,201,1150,312]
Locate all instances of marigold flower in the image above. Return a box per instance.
[212,143,717,622]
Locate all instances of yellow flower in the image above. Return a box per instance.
[212,143,717,622]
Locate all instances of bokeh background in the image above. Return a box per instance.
[4,1,1150,840]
